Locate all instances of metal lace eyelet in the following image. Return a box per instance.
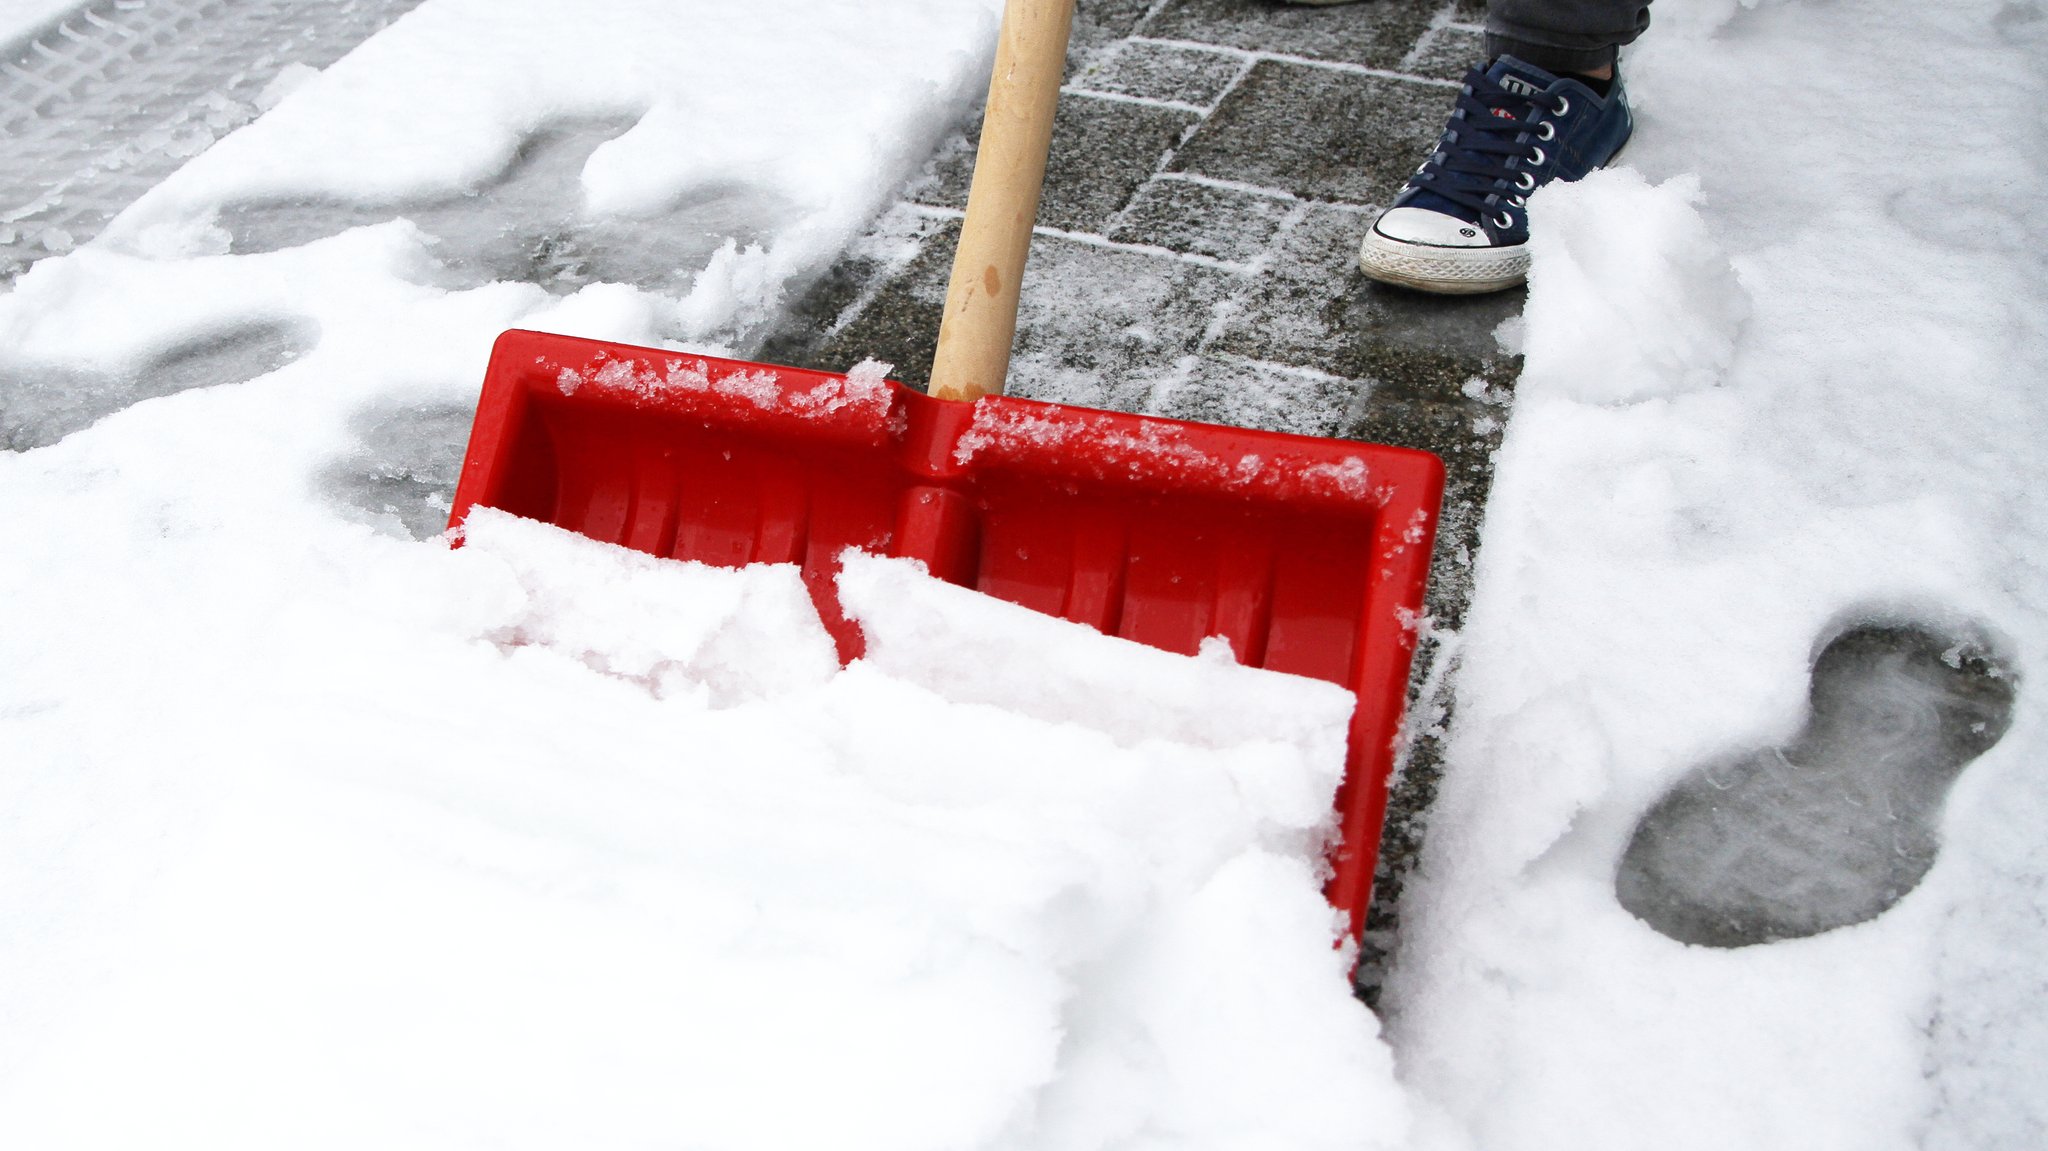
[1515,171,1537,191]
[1508,195,1526,207]
[1554,96,1571,117]
[1536,121,1556,141]
[1529,145,1547,167]
[1492,210,1514,230]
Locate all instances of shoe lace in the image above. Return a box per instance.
[1406,67,1569,229]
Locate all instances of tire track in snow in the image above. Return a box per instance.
[0,0,428,284]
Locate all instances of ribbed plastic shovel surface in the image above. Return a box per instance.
[449,329,1444,941]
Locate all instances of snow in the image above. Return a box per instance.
[0,488,1402,1149]
[0,2,1408,1146]
[0,0,78,46]
[1385,1,2048,1149]
[1503,169,1747,405]
[3,0,2046,1146]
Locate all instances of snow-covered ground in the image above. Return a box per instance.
[0,0,76,42]
[2,0,2044,1148]
[1387,1,2048,1148]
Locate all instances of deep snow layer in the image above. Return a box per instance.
[0,504,1402,1148]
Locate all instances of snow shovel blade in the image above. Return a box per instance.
[448,328,1444,941]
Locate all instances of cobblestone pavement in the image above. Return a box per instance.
[760,0,1521,996]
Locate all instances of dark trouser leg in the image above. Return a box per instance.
[1485,0,1652,74]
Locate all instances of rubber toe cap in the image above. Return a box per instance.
[1372,206,1492,248]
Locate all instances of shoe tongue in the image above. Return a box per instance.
[1391,57,1560,225]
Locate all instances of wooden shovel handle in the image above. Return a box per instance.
[926,0,1075,402]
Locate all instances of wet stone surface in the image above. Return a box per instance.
[1170,62,1453,206]
[1146,353,1364,438]
[1107,177,1297,265]
[322,398,476,541]
[1007,235,1243,411]
[1618,623,2018,948]
[910,94,1199,237]
[1408,25,1489,83]
[1207,202,1523,386]
[1142,0,1443,71]
[768,211,958,393]
[1070,0,1158,61]
[761,0,1506,1000]
[1071,39,1247,108]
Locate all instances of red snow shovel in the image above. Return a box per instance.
[447,0,1443,944]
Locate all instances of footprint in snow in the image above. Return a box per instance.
[320,398,475,541]
[0,316,316,451]
[218,116,797,300]
[1616,620,2017,948]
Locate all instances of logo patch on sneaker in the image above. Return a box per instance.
[1498,74,1545,98]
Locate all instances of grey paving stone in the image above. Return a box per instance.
[1145,353,1362,438]
[1347,392,1506,535]
[1169,61,1449,205]
[771,217,957,392]
[911,94,1196,235]
[901,119,979,213]
[1139,0,1442,71]
[1106,176,1295,264]
[751,250,893,366]
[1209,201,1521,393]
[1071,0,1158,62]
[1453,0,1488,24]
[1346,386,1506,1005]
[768,224,1243,413]
[1070,38,1245,108]
[1044,97,1201,232]
[1006,235,1242,412]
[1406,25,1487,82]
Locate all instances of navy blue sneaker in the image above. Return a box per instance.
[1360,56,1633,294]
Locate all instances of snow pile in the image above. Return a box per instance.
[1516,168,1747,405]
[0,495,1406,1148]
[0,0,79,48]
[458,507,840,705]
[1387,0,2048,1148]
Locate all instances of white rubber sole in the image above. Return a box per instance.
[1357,226,1530,295]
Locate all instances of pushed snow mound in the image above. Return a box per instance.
[0,503,1408,1149]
